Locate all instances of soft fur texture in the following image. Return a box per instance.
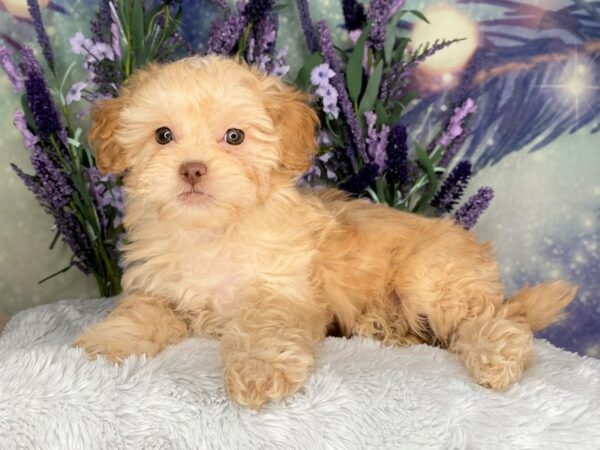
[3,298,600,449]
[74,56,577,409]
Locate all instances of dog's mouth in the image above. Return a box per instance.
[177,190,212,204]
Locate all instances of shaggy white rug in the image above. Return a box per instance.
[0,298,599,450]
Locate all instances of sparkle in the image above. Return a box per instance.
[539,53,600,122]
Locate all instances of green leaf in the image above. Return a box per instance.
[131,0,145,68]
[384,34,396,65]
[398,90,418,107]
[395,37,410,62]
[365,187,380,203]
[144,4,163,29]
[388,90,418,124]
[68,138,81,148]
[20,95,36,132]
[59,62,77,95]
[413,144,439,213]
[409,9,430,24]
[358,59,384,114]
[384,10,406,64]
[272,3,291,12]
[295,52,323,90]
[374,99,390,126]
[376,176,387,203]
[346,24,371,103]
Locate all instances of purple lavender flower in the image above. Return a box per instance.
[55,212,95,273]
[455,186,494,230]
[430,160,472,213]
[323,102,340,119]
[312,65,340,118]
[342,0,367,31]
[310,63,335,87]
[386,123,408,186]
[449,54,483,111]
[85,167,125,230]
[271,48,290,77]
[71,38,114,63]
[243,0,275,23]
[365,0,404,73]
[295,0,318,52]
[364,111,390,173]
[207,12,248,55]
[303,151,337,183]
[84,1,123,95]
[110,20,121,60]
[318,21,367,161]
[88,42,115,61]
[318,130,333,146]
[20,47,63,141]
[257,14,278,56]
[340,163,379,196]
[246,13,278,68]
[384,39,458,102]
[13,146,72,213]
[438,98,477,147]
[348,30,362,44]
[366,0,396,52]
[66,81,87,104]
[69,32,93,55]
[439,127,470,168]
[91,0,112,43]
[0,46,24,91]
[27,0,54,71]
[316,84,338,105]
[13,160,94,272]
[11,164,38,195]
[13,111,39,150]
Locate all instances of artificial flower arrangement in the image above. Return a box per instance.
[0,0,493,297]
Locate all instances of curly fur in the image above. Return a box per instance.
[74,56,577,409]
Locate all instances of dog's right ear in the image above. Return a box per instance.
[89,97,128,175]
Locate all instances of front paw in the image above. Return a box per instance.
[223,354,313,409]
[73,327,159,362]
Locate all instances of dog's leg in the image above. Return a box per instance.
[448,316,533,389]
[221,290,330,409]
[395,264,535,389]
[74,293,189,362]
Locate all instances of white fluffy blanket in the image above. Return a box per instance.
[0,297,599,450]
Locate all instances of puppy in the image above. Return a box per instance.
[75,56,577,409]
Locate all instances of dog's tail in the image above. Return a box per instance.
[498,281,577,332]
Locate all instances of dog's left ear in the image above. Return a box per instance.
[261,76,319,174]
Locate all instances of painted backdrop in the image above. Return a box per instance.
[0,0,598,356]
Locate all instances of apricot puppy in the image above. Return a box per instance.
[74,56,577,409]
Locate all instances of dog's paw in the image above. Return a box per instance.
[73,328,160,363]
[223,355,311,409]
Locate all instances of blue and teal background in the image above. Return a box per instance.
[1,0,598,356]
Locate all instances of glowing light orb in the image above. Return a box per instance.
[565,77,586,97]
[541,54,600,121]
[410,5,479,75]
[1,0,50,19]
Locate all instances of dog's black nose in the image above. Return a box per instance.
[179,162,207,186]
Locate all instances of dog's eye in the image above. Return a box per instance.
[155,127,174,145]
[225,128,245,145]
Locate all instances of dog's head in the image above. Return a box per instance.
[90,56,318,227]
